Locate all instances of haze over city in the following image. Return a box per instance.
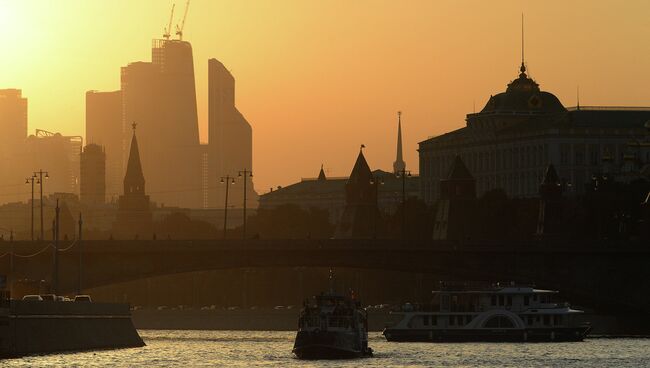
[2,0,649,191]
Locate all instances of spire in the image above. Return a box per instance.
[519,13,528,78]
[318,164,327,181]
[393,111,406,174]
[124,122,145,195]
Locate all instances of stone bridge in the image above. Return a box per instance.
[0,239,648,314]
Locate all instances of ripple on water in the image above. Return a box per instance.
[3,331,650,367]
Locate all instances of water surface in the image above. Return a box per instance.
[5,330,649,367]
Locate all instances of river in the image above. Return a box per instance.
[4,330,649,367]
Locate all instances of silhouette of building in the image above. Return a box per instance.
[86,90,122,201]
[0,89,28,203]
[432,155,477,240]
[120,39,202,209]
[80,144,106,207]
[113,125,152,239]
[419,61,650,203]
[25,130,82,195]
[207,58,257,210]
[334,148,380,238]
[393,112,406,174]
[536,164,563,236]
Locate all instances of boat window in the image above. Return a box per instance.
[491,295,497,306]
[553,315,562,326]
[527,315,534,325]
[543,315,550,326]
[441,295,450,311]
[498,295,504,306]
[484,315,515,328]
[450,316,455,326]
[431,315,437,326]
[423,315,429,326]
[465,315,472,325]
[524,296,530,306]
[507,296,512,306]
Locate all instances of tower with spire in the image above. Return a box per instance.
[113,123,153,239]
[393,111,406,175]
[334,145,379,238]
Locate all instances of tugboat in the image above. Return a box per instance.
[383,281,591,342]
[292,270,373,359]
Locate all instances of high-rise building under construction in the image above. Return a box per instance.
[120,39,202,208]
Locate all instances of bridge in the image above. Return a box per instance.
[0,239,648,315]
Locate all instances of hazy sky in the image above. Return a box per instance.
[1,0,649,193]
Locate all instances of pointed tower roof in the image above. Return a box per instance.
[541,164,560,185]
[393,111,406,174]
[446,155,473,180]
[124,123,145,194]
[318,164,327,181]
[349,146,373,184]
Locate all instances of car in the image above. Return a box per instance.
[40,294,56,301]
[74,295,92,302]
[273,305,285,310]
[22,295,43,301]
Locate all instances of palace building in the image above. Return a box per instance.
[419,61,650,204]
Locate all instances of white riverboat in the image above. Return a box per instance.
[383,282,590,342]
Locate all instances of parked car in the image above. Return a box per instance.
[22,295,43,301]
[74,295,92,302]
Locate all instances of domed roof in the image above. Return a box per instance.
[480,63,566,114]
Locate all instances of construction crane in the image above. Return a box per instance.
[175,0,190,40]
[163,3,175,40]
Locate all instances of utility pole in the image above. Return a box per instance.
[53,199,60,295]
[78,212,83,296]
[396,169,411,240]
[25,175,36,241]
[220,175,235,239]
[33,170,49,241]
[238,169,253,240]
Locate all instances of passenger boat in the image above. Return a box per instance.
[292,271,373,359]
[383,281,590,342]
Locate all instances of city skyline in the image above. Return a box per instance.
[1,0,650,192]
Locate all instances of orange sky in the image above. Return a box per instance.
[1,0,649,193]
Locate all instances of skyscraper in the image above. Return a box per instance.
[208,58,257,209]
[80,144,106,207]
[0,89,28,203]
[86,90,122,201]
[120,39,202,208]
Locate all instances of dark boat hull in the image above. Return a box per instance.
[293,330,369,359]
[383,326,591,342]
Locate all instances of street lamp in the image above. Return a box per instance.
[395,169,412,240]
[25,175,37,241]
[33,170,49,241]
[238,169,253,240]
[220,175,236,239]
[369,176,384,238]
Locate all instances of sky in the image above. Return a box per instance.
[1,0,649,193]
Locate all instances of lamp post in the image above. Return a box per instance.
[238,169,253,240]
[220,175,235,239]
[33,170,49,241]
[78,212,83,296]
[53,199,60,295]
[369,176,384,238]
[25,175,37,241]
[396,169,411,240]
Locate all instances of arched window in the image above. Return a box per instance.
[483,315,515,328]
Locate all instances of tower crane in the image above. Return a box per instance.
[163,4,175,40]
[175,0,190,40]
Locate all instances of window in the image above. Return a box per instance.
[450,316,455,326]
[560,144,570,165]
[543,315,550,326]
[491,295,497,306]
[498,295,504,306]
[423,315,429,326]
[527,316,534,325]
[431,316,437,326]
[507,296,512,306]
[524,296,530,306]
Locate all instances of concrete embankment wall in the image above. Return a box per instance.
[1,301,144,357]
[131,309,634,335]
